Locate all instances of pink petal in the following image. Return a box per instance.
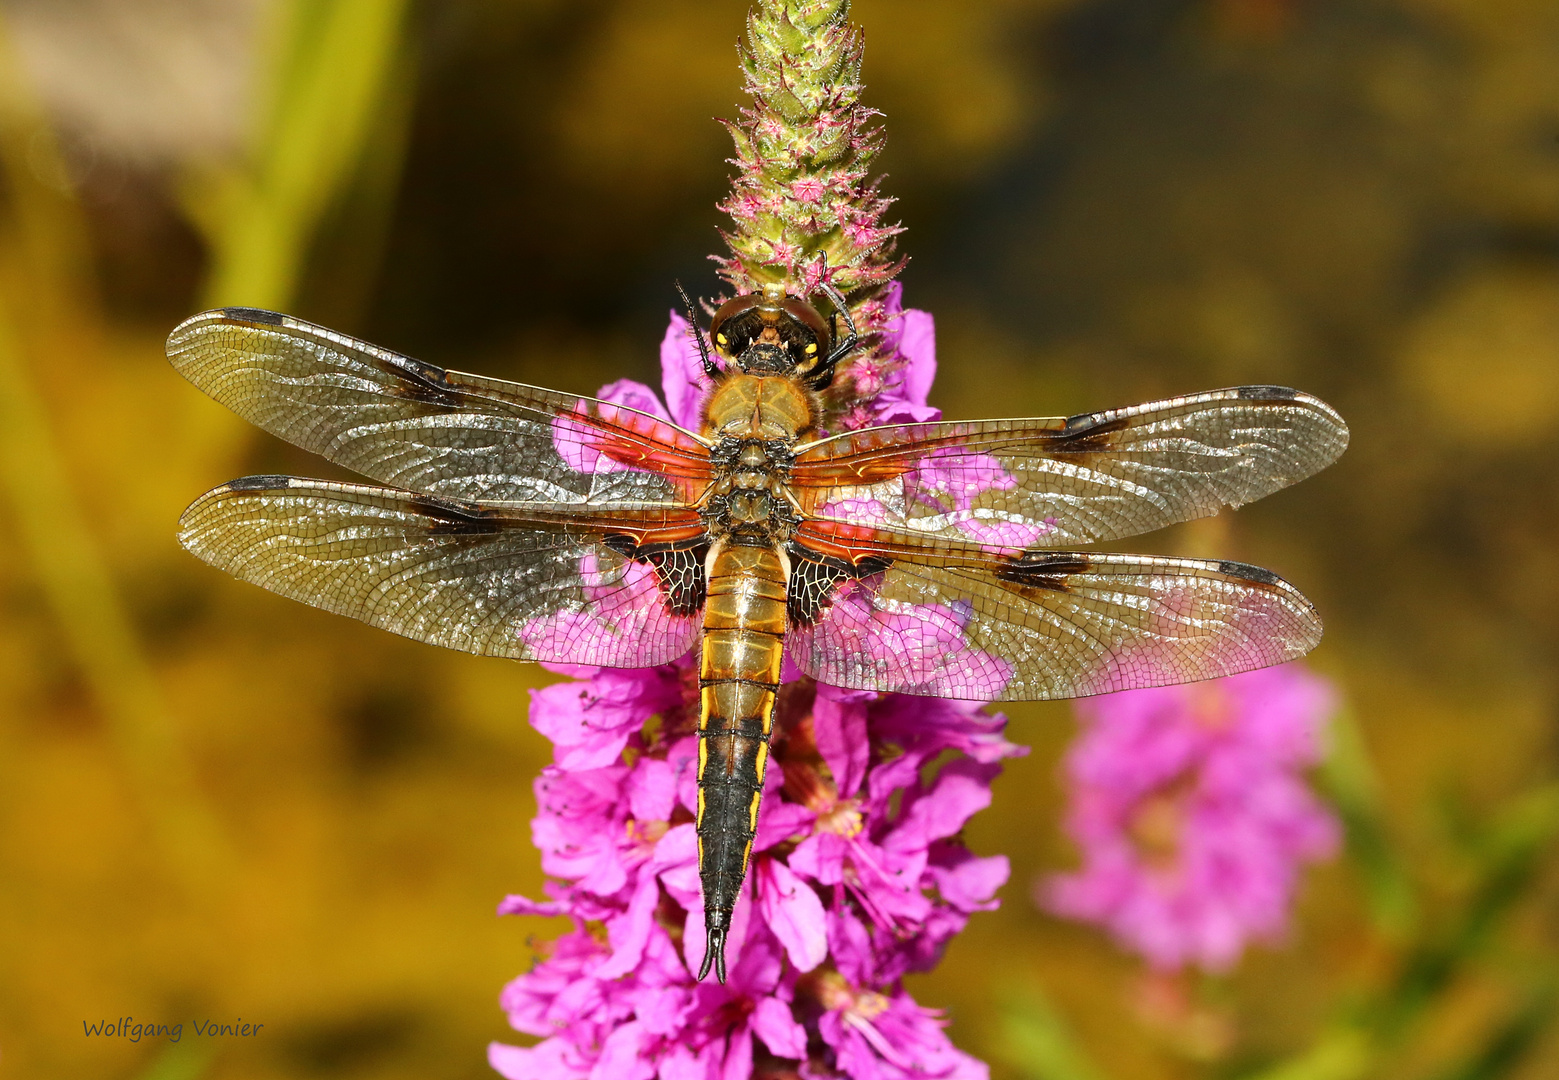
[896,308,937,405]
[754,801,817,852]
[788,832,846,884]
[495,893,566,917]
[627,757,678,823]
[752,996,807,1059]
[597,872,661,979]
[814,683,872,797]
[595,377,670,419]
[590,1021,656,1080]
[652,823,702,907]
[895,760,999,846]
[721,1022,754,1080]
[659,312,712,430]
[658,1045,711,1080]
[489,1039,582,1080]
[756,858,828,972]
[929,851,1009,911]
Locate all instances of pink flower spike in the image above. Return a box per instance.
[492,7,1031,1070]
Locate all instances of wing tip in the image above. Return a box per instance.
[1233,384,1351,448]
[176,475,296,539]
[166,307,294,371]
[168,306,288,341]
[1213,558,1326,656]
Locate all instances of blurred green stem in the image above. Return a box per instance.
[189,0,413,312]
[1317,706,1418,940]
[998,982,1106,1080]
[1244,782,1559,1080]
[1369,783,1559,1044]
[134,1038,219,1080]
[0,13,231,885]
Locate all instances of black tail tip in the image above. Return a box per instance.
[697,926,728,984]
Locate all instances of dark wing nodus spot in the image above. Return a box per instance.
[786,542,891,626]
[1052,412,1130,452]
[996,552,1093,592]
[604,535,710,617]
[410,496,506,536]
[219,307,286,325]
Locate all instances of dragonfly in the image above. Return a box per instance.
[169,286,1348,983]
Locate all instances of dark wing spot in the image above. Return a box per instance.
[376,351,460,408]
[854,555,892,578]
[601,534,638,559]
[1217,559,1285,587]
[224,474,295,491]
[220,307,286,325]
[409,495,504,536]
[606,535,709,617]
[787,543,891,626]
[1236,385,1301,401]
[1053,412,1130,451]
[996,552,1093,592]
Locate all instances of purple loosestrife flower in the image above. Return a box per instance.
[1041,664,1341,972]
[490,297,1020,1080]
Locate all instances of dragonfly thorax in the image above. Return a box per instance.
[704,435,798,544]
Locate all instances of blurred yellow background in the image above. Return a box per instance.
[0,1,1555,1078]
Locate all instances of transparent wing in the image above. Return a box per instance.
[179,476,705,667]
[786,525,1321,702]
[168,308,712,505]
[791,387,1348,548]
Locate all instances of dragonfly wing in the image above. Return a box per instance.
[785,525,1321,701]
[179,476,706,667]
[168,308,712,504]
[791,387,1347,548]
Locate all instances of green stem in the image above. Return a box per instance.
[189,0,414,312]
[0,11,232,887]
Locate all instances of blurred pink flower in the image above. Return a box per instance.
[1040,664,1341,972]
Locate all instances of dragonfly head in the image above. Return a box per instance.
[709,284,833,380]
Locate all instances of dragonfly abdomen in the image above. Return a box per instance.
[695,541,786,983]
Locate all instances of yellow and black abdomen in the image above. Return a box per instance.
[695,541,787,983]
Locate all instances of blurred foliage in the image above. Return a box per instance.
[0,1,1555,1079]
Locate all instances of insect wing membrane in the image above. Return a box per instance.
[785,527,1321,702]
[790,387,1349,548]
[178,477,705,667]
[168,308,712,506]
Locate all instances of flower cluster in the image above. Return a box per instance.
[717,0,902,300]
[490,298,1022,1080]
[711,0,917,432]
[1040,664,1341,972]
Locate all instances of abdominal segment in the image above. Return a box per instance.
[695,542,786,983]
